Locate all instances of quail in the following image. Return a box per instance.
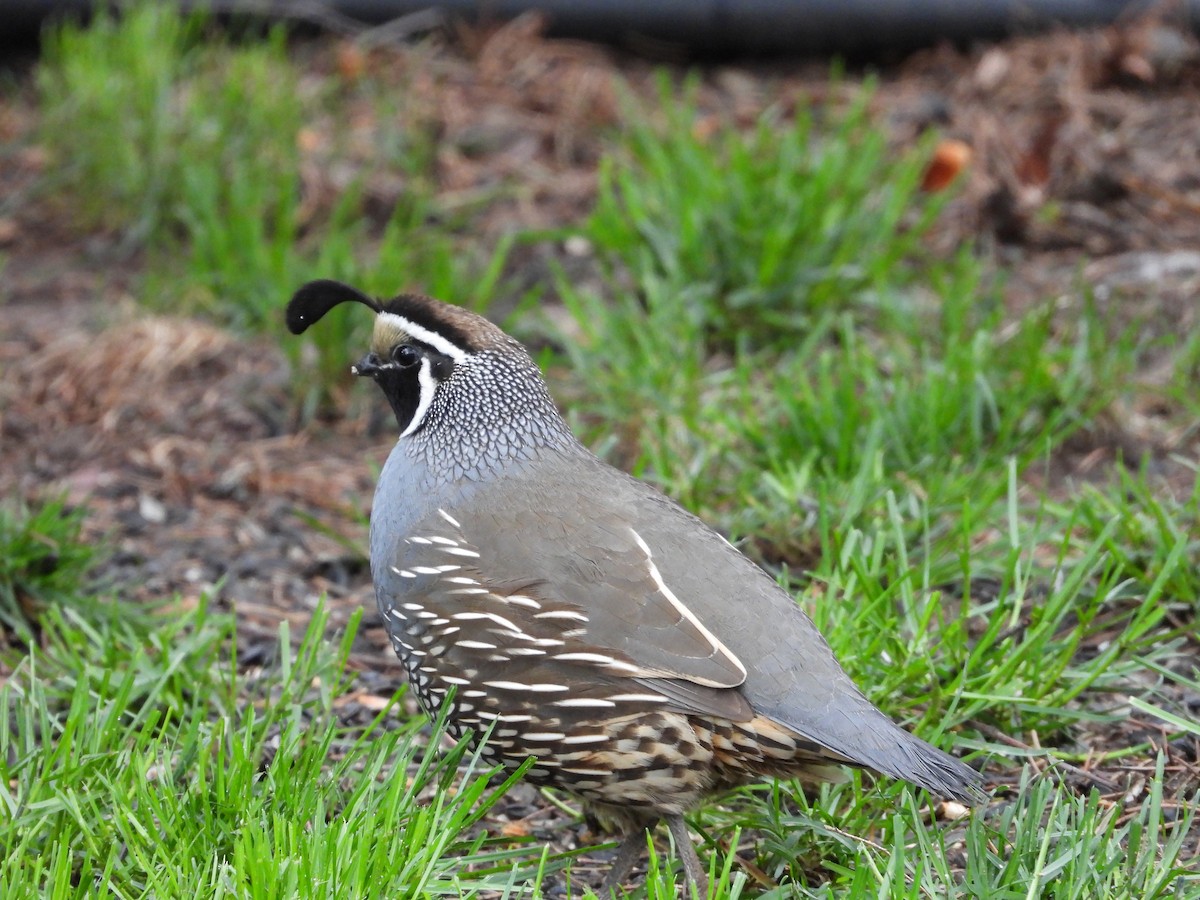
[286,280,983,892]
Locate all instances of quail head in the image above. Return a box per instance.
[286,279,983,892]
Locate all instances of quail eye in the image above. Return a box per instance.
[392,344,420,368]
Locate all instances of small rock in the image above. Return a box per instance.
[940,799,971,820]
[974,48,1010,91]
[564,235,592,257]
[138,493,167,524]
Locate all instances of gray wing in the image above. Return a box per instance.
[380,496,754,723]
[557,461,984,802]
[382,452,981,800]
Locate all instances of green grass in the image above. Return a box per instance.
[672,759,1195,899]
[0,496,96,642]
[15,5,1200,898]
[1,590,557,897]
[587,74,953,352]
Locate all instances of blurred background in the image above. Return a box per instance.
[1,2,1198,896]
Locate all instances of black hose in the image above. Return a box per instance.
[5,0,1198,54]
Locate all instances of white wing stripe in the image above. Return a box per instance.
[629,527,748,682]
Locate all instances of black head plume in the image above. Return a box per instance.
[287,280,382,334]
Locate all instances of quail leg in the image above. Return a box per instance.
[666,814,709,897]
[600,829,649,893]
[599,820,709,896]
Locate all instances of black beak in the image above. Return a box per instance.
[351,352,384,377]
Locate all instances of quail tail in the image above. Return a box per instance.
[876,727,984,803]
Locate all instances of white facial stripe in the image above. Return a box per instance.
[377,311,470,363]
[400,357,437,438]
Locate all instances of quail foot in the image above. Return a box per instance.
[287,280,983,894]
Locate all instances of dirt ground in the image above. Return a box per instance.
[1,9,1199,890]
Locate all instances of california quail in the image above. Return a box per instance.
[286,280,983,892]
